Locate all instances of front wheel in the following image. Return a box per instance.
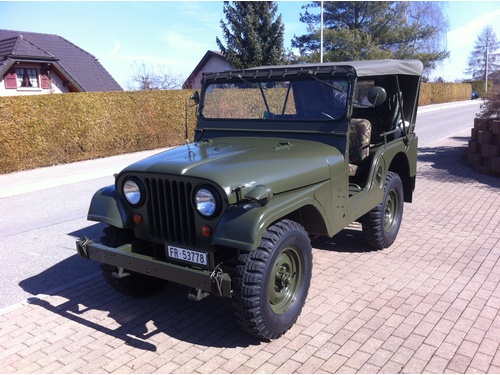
[361,171,404,249]
[232,220,313,340]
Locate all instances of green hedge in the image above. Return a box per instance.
[469,80,495,98]
[0,82,476,174]
[0,90,197,174]
[418,82,472,106]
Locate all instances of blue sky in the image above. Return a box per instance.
[2,1,500,88]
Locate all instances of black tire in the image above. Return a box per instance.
[362,171,404,249]
[100,226,167,297]
[232,220,313,340]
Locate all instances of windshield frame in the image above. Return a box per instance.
[199,74,354,127]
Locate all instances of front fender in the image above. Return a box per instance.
[213,181,330,251]
[87,186,133,228]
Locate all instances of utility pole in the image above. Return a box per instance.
[320,0,324,63]
[485,43,489,95]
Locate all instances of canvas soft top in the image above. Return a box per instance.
[203,59,423,82]
[332,59,423,77]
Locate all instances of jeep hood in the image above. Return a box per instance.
[120,137,343,198]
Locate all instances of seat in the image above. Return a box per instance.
[348,118,372,176]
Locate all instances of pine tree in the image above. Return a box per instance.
[291,1,449,69]
[216,1,286,69]
[465,25,500,82]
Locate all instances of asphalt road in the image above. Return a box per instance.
[0,100,482,310]
[417,100,481,147]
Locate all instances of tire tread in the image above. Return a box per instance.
[361,171,404,249]
[232,219,312,340]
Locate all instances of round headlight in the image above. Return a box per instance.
[195,188,217,217]
[123,179,142,206]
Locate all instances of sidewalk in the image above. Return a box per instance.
[418,99,480,114]
[0,148,168,199]
[1,128,499,374]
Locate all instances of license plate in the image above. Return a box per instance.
[167,246,208,266]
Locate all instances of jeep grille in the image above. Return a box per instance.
[144,177,196,246]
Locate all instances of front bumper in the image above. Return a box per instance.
[76,239,232,298]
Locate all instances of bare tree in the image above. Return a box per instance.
[127,61,184,90]
[394,2,449,64]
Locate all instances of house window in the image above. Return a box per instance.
[16,68,39,88]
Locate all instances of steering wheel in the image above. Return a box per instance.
[299,110,335,120]
[319,111,335,120]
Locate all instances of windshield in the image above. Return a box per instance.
[201,78,349,121]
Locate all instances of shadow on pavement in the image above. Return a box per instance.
[19,223,262,352]
[312,224,377,254]
[418,138,500,189]
[19,222,376,352]
[21,260,260,351]
[18,223,106,297]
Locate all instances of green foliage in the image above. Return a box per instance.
[470,81,491,98]
[216,1,286,69]
[0,91,197,174]
[291,1,449,70]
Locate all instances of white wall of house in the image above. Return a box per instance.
[191,56,231,89]
[0,62,69,96]
[48,73,69,94]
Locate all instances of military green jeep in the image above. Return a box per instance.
[76,59,423,340]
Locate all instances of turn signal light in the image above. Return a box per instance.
[133,214,143,225]
[201,225,212,238]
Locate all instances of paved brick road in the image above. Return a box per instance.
[1,128,499,374]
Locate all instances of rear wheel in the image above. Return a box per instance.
[362,172,404,249]
[100,226,167,297]
[232,220,312,340]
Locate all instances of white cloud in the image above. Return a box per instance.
[174,1,223,33]
[431,8,500,81]
[109,38,122,56]
[447,8,500,48]
[161,30,207,52]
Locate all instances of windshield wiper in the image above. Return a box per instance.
[308,74,346,94]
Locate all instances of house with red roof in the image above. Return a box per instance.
[0,29,122,96]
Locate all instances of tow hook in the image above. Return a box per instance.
[188,288,210,301]
[76,237,92,259]
[187,267,229,301]
[111,267,130,279]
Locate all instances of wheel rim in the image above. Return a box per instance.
[384,189,399,232]
[268,246,302,314]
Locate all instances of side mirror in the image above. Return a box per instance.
[190,91,200,105]
[367,86,387,106]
